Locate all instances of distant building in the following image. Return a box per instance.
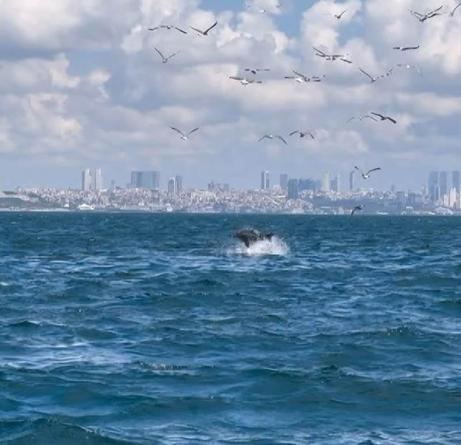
[130,171,160,190]
[175,175,183,195]
[330,174,341,193]
[439,171,448,201]
[298,178,316,192]
[167,177,176,197]
[428,171,439,203]
[287,179,299,199]
[82,168,102,192]
[280,173,288,192]
[349,170,355,192]
[261,171,270,190]
[82,169,91,192]
[321,172,330,193]
[452,171,460,193]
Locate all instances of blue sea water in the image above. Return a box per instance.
[0,213,460,444]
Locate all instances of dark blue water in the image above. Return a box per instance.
[1,213,460,444]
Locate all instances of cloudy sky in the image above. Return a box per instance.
[0,0,460,190]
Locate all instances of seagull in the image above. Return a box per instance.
[355,166,381,180]
[190,21,218,36]
[284,70,324,83]
[371,112,397,124]
[393,45,420,51]
[396,63,422,75]
[351,205,363,216]
[289,130,315,139]
[358,68,381,83]
[229,76,262,85]
[313,47,352,64]
[258,134,288,145]
[450,2,461,16]
[410,6,443,22]
[245,68,270,75]
[148,25,187,34]
[170,127,200,141]
[154,48,180,64]
[334,9,347,19]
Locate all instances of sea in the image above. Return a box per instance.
[0,213,460,444]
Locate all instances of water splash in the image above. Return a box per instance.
[233,236,289,256]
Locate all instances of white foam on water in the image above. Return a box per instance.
[233,236,290,257]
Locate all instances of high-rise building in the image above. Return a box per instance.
[260,171,270,190]
[452,171,460,193]
[439,171,448,200]
[280,173,288,192]
[82,169,91,192]
[175,175,183,195]
[167,177,176,197]
[321,172,330,193]
[428,171,439,203]
[330,174,341,193]
[130,171,160,190]
[82,168,102,192]
[287,179,299,199]
[298,178,316,192]
[93,168,103,192]
[349,170,355,192]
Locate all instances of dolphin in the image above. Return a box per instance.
[234,229,274,248]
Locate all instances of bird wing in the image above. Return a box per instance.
[451,3,461,16]
[277,136,288,145]
[313,47,326,56]
[292,70,306,79]
[187,128,200,136]
[167,51,180,60]
[284,76,295,79]
[366,168,381,176]
[307,132,315,139]
[346,117,356,123]
[154,48,165,60]
[338,9,347,18]
[387,116,397,124]
[410,10,424,18]
[371,112,385,119]
[175,27,188,34]
[359,68,374,81]
[403,45,420,50]
[361,115,378,121]
[258,135,270,141]
[190,26,203,34]
[148,26,160,31]
[289,131,300,136]
[170,127,185,137]
[354,166,364,175]
[204,21,218,34]
[430,5,444,14]
[340,57,353,64]
[229,76,243,81]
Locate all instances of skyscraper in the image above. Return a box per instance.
[167,177,176,197]
[82,169,91,192]
[331,174,341,193]
[287,179,299,199]
[439,171,448,200]
[321,172,330,193]
[280,173,288,192]
[452,171,460,193]
[260,171,270,190]
[428,171,439,203]
[131,171,160,190]
[349,170,355,192]
[175,175,183,195]
[82,168,102,192]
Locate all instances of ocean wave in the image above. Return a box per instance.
[231,236,289,256]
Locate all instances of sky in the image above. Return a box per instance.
[0,0,460,190]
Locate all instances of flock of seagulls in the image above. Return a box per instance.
[148,1,461,215]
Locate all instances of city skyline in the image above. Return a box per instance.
[0,1,460,190]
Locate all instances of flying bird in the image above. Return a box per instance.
[148,25,187,34]
[245,68,270,75]
[285,70,324,83]
[355,166,382,180]
[410,6,443,22]
[313,47,352,64]
[371,112,397,124]
[154,48,180,64]
[229,76,262,85]
[334,9,347,19]
[289,130,315,139]
[450,2,461,16]
[351,205,363,216]
[258,134,288,145]
[190,21,218,36]
[393,45,420,51]
[170,127,200,141]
